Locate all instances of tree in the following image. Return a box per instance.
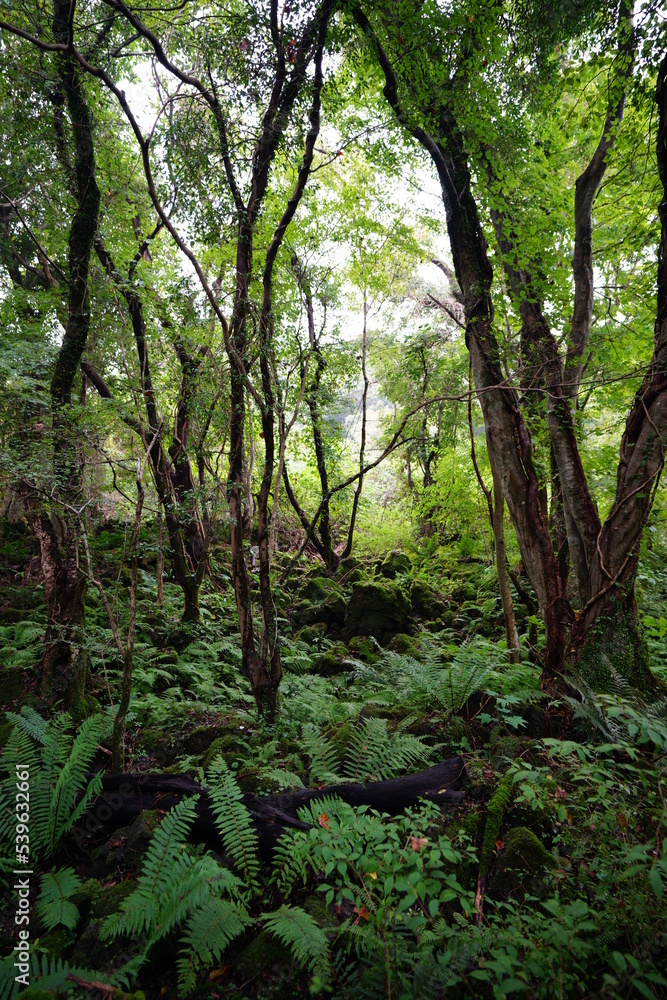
[353,0,667,688]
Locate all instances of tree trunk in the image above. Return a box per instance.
[492,471,521,665]
[342,290,370,559]
[27,0,101,713]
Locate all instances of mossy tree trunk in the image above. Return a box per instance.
[25,0,101,714]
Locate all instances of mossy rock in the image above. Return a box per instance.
[459,601,483,620]
[292,591,346,628]
[70,918,126,971]
[379,550,412,579]
[74,877,136,920]
[438,644,458,664]
[124,810,162,870]
[295,623,326,645]
[39,927,71,959]
[344,580,411,644]
[138,727,163,752]
[234,929,288,980]
[410,579,448,618]
[300,575,335,601]
[303,892,335,929]
[388,632,419,656]
[451,583,478,604]
[502,826,555,874]
[338,555,362,574]
[202,733,245,769]
[315,642,354,676]
[347,635,382,664]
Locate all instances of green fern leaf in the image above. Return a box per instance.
[262,904,331,984]
[177,898,250,996]
[206,758,260,893]
[36,866,82,931]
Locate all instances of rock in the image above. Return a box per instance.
[451,583,477,604]
[344,580,411,644]
[388,633,419,656]
[292,592,346,628]
[314,642,354,676]
[410,579,448,618]
[347,635,382,664]
[295,623,327,645]
[379,550,412,579]
[235,929,288,979]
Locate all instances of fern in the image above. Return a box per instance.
[103,796,200,939]
[36,866,82,931]
[177,898,251,995]
[301,722,343,784]
[206,757,260,894]
[262,905,331,985]
[0,952,119,1000]
[0,709,104,861]
[103,794,251,997]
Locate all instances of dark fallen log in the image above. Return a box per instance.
[83,757,468,856]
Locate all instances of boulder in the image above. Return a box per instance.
[379,550,412,579]
[410,579,448,618]
[344,580,411,644]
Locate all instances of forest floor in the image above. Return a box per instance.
[1,520,666,999]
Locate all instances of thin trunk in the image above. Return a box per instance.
[156,503,164,607]
[342,291,369,559]
[93,238,207,624]
[492,472,521,664]
[111,460,144,771]
[564,0,635,410]
[242,421,255,538]
[468,363,520,664]
[292,251,338,570]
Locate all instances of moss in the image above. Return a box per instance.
[295,623,326,645]
[502,826,555,874]
[388,633,419,656]
[75,877,136,920]
[303,892,334,929]
[576,597,657,694]
[347,635,382,664]
[479,772,513,876]
[380,551,412,579]
[451,583,477,604]
[138,727,162,751]
[202,734,240,769]
[344,579,411,644]
[39,927,71,959]
[315,642,353,677]
[410,579,447,618]
[234,929,287,979]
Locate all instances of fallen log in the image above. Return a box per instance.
[84,757,468,856]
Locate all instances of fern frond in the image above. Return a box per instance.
[262,905,331,985]
[103,796,198,939]
[301,722,343,784]
[206,758,260,893]
[177,898,250,997]
[4,705,50,746]
[36,866,82,931]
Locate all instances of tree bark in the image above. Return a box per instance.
[25,0,101,713]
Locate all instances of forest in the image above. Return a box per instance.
[0,0,666,996]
